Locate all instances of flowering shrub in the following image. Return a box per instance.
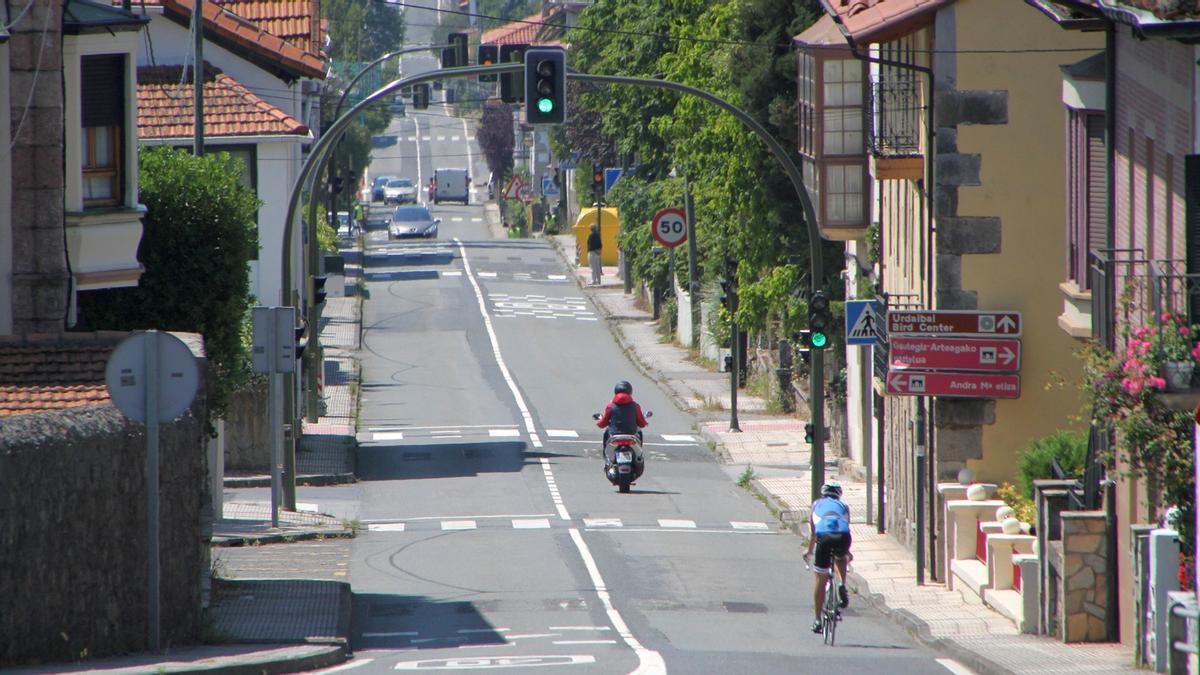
[1119,313,1200,394]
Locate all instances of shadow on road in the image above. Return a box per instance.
[352,593,506,651]
[357,440,571,480]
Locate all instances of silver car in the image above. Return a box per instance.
[389,205,440,239]
[384,178,418,204]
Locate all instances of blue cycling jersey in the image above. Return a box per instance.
[811,497,851,535]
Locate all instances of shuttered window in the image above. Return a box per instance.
[81,55,125,206]
[1067,109,1106,289]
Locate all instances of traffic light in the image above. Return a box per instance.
[312,275,328,308]
[295,323,307,360]
[478,44,498,82]
[591,168,604,201]
[719,279,732,310]
[499,44,527,103]
[524,48,566,125]
[808,290,831,349]
[413,83,430,110]
[447,32,469,67]
[331,175,344,194]
[804,423,815,444]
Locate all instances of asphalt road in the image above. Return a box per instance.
[316,3,968,673]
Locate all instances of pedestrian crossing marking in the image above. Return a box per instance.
[583,518,623,528]
[477,272,497,278]
[436,136,446,141]
[441,520,477,531]
[658,519,696,529]
[296,502,319,513]
[441,271,462,277]
[451,136,461,141]
[489,428,520,437]
[374,431,403,443]
[367,523,406,532]
[545,429,578,438]
[548,274,566,280]
[730,521,770,531]
[660,434,695,442]
[512,518,551,529]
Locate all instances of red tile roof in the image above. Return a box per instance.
[0,333,127,417]
[481,8,569,46]
[820,0,954,44]
[138,64,310,139]
[158,0,326,79]
[208,0,323,56]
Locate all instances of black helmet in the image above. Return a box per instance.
[614,380,633,394]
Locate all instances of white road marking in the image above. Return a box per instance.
[296,503,319,513]
[549,626,612,631]
[458,628,509,634]
[660,434,696,442]
[371,424,511,431]
[441,520,477,531]
[395,655,594,669]
[658,519,696,529]
[478,271,497,278]
[406,136,416,141]
[936,659,979,675]
[363,631,417,637]
[365,513,553,523]
[431,429,461,435]
[367,523,407,532]
[311,658,374,673]
[456,239,560,520]
[548,274,566,280]
[545,429,579,438]
[731,521,770,531]
[568,529,665,673]
[436,135,446,141]
[451,135,461,141]
[512,518,551,529]
[489,428,521,437]
[554,640,618,645]
[442,271,462,277]
[605,528,777,535]
[471,217,483,222]
[583,518,623,528]
[451,217,464,222]
[505,633,559,640]
[373,431,404,441]
[643,442,695,447]
[577,317,599,321]
[535,315,555,319]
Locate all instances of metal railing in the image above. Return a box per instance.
[867,75,922,157]
[1168,593,1199,674]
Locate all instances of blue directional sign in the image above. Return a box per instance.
[604,168,624,193]
[845,300,884,345]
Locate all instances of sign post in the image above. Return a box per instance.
[252,306,297,528]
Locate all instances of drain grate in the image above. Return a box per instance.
[723,601,768,613]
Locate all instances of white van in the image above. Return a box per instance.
[434,168,470,205]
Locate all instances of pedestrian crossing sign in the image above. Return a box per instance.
[845,300,883,345]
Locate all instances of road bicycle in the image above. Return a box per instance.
[804,554,846,645]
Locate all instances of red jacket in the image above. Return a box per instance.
[597,392,648,431]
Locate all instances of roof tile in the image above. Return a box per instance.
[138,63,310,139]
[0,333,127,417]
[823,0,954,44]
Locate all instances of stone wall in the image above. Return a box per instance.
[223,380,270,470]
[1059,511,1111,642]
[0,403,208,666]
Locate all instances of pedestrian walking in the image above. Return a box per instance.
[587,223,603,286]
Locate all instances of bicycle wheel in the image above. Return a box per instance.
[826,577,840,645]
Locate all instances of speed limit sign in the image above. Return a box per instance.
[652,207,687,248]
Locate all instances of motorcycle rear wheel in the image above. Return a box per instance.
[618,473,632,493]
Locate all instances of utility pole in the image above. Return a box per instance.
[192,0,204,156]
[684,177,699,347]
[726,256,741,433]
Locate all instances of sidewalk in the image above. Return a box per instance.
[550,231,1138,674]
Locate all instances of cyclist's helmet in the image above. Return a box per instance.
[822,481,843,498]
[614,380,633,395]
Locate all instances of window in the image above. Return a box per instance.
[798,52,815,156]
[825,163,864,226]
[81,55,125,206]
[1065,109,1105,288]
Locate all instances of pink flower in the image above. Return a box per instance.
[1149,376,1167,389]
[1122,378,1144,395]
[1180,326,1191,337]
[1191,343,1200,360]
[1163,312,1174,322]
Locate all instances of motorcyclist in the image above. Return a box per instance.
[595,381,648,477]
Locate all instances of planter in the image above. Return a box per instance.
[1162,360,1195,391]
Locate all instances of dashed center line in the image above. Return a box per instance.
[441,520,477,531]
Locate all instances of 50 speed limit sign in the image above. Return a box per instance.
[652,207,687,248]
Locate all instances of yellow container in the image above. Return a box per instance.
[573,207,620,266]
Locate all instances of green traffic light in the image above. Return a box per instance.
[810,331,828,348]
[537,97,554,114]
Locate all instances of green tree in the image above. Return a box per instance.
[477,96,515,185]
[77,147,262,423]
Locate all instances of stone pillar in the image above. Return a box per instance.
[1060,511,1111,642]
[10,0,67,333]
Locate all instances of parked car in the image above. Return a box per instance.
[389,205,440,239]
[384,178,417,204]
[372,175,393,202]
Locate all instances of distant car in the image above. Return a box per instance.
[384,178,417,204]
[372,175,393,202]
[389,205,440,239]
[388,98,406,116]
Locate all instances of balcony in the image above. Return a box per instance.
[867,74,924,181]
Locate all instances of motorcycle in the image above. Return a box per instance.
[593,411,652,493]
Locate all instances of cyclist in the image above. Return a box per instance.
[803,480,852,634]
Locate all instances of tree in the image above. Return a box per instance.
[477,97,515,189]
[76,147,262,423]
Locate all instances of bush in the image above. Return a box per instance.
[1017,429,1088,497]
[995,482,1037,524]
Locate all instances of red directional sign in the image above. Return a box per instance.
[886,370,1021,399]
[889,336,1021,373]
[887,310,1022,338]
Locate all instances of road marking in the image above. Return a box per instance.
[731,521,770,531]
[478,271,497,278]
[549,626,612,631]
[554,640,617,645]
[451,135,461,141]
[577,317,599,321]
[367,523,406,532]
[442,271,462,277]
[395,655,595,670]
[457,239,558,521]
[363,513,553,523]
[489,428,520,437]
[431,429,461,435]
[311,658,375,672]
[451,217,464,222]
[371,424,513,431]
[441,520,477,530]
[471,217,483,222]
[296,502,319,513]
[658,519,696,529]
[568,529,665,673]
[505,633,559,640]
[406,136,416,141]
[660,434,696,442]
[936,659,979,675]
[373,431,404,441]
[583,518,623,528]
[458,628,509,634]
[363,631,417,637]
[436,135,446,141]
[512,518,551,529]
[548,274,566,280]
[545,429,579,438]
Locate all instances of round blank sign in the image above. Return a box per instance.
[105,331,200,424]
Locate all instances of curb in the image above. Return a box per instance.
[194,644,348,675]
[224,473,357,489]
[211,528,356,547]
